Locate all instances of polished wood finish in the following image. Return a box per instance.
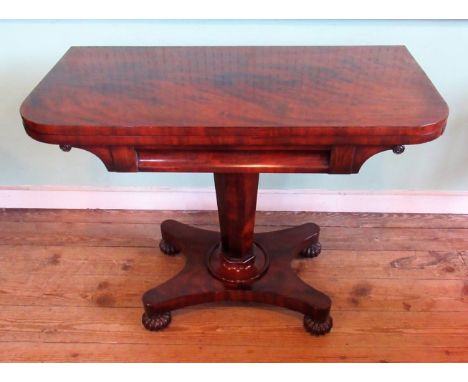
[144,173,329,334]
[143,220,330,334]
[214,173,258,259]
[138,149,330,173]
[21,46,448,174]
[0,209,467,362]
[21,46,447,135]
[20,46,448,334]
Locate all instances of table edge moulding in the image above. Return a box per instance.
[20,45,449,335]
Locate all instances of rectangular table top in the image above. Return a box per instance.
[21,46,448,147]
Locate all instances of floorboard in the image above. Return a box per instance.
[0,209,466,362]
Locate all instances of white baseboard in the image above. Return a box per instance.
[0,186,467,214]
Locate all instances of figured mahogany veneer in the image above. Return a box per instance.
[20,46,448,335]
[21,46,448,174]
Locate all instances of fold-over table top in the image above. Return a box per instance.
[21,46,448,147]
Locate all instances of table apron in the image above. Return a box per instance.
[74,145,395,174]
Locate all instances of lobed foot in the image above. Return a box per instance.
[142,311,172,331]
[300,242,322,258]
[159,238,180,256]
[303,315,333,336]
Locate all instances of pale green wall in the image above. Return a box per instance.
[1,20,467,190]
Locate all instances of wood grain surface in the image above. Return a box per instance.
[21,46,447,135]
[20,46,448,173]
[0,209,466,362]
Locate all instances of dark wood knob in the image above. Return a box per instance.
[59,144,72,152]
[392,145,405,154]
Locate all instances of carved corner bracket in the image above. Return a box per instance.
[329,145,400,174]
[77,146,138,172]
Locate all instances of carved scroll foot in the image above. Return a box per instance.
[303,314,333,336]
[300,242,322,258]
[142,311,172,331]
[159,238,180,256]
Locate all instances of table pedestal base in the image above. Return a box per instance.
[142,219,333,336]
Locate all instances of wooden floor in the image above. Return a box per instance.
[0,209,467,362]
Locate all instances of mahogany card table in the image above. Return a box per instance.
[21,46,448,335]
